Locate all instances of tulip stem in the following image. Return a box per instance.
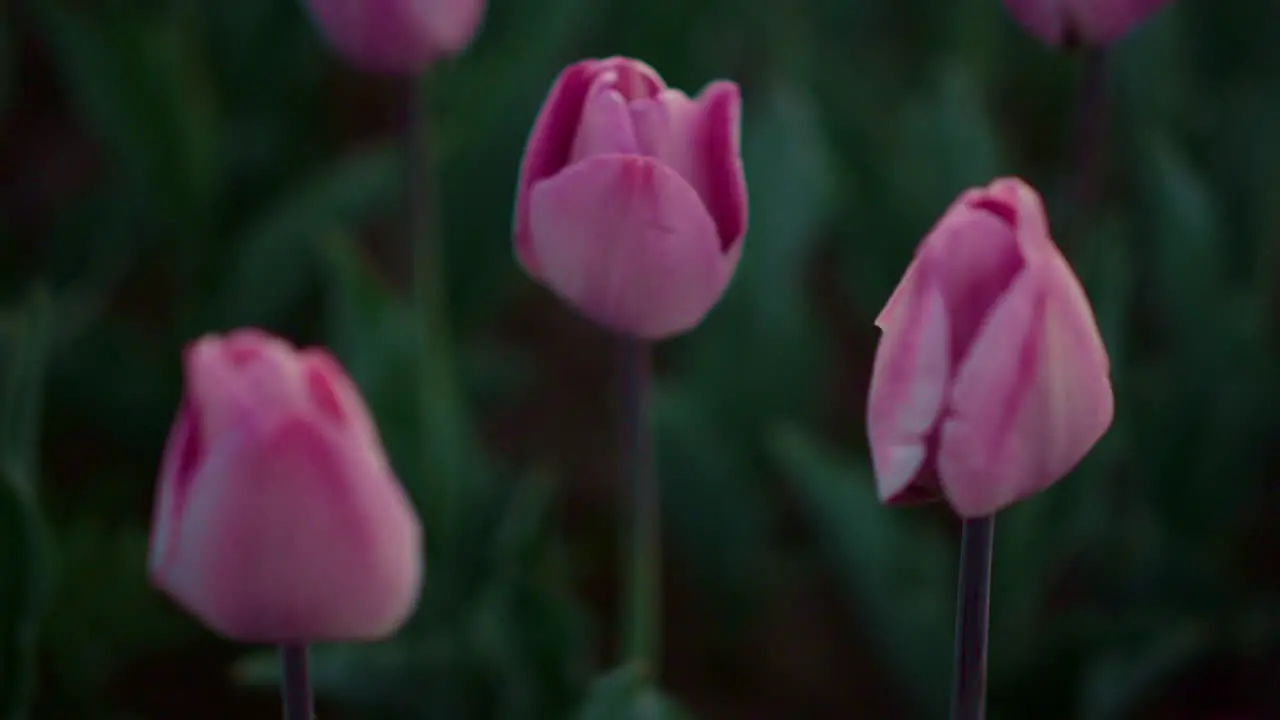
[404,74,464,558]
[279,644,314,720]
[618,339,659,678]
[1066,48,1110,259]
[949,514,995,720]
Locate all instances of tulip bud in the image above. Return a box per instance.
[1002,0,1172,48]
[513,57,749,340]
[148,330,423,642]
[306,0,485,73]
[866,178,1113,518]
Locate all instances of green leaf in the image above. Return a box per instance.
[40,186,148,348]
[431,0,602,327]
[47,317,177,461]
[734,81,831,332]
[654,385,777,626]
[33,1,217,230]
[232,473,592,719]
[574,665,694,720]
[234,640,446,715]
[891,66,1004,228]
[216,146,401,328]
[41,519,197,702]
[1134,131,1225,359]
[0,472,50,720]
[1110,3,1192,134]
[314,232,482,524]
[1077,623,1212,720]
[843,65,1006,322]
[0,290,54,483]
[489,469,557,575]
[682,80,832,425]
[768,426,952,718]
[0,293,55,720]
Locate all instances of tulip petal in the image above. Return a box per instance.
[937,259,1112,517]
[148,401,201,572]
[568,76,641,162]
[867,262,951,503]
[184,332,304,441]
[693,81,748,251]
[527,154,738,338]
[515,59,666,277]
[935,271,1046,517]
[874,187,987,330]
[631,82,747,251]
[297,349,383,446]
[514,62,602,276]
[593,57,665,101]
[161,417,421,641]
[924,204,1023,362]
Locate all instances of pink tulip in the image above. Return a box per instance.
[1002,0,1172,47]
[148,329,423,642]
[306,0,485,73]
[513,57,748,339]
[866,178,1113,518]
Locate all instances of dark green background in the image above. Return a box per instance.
[1,0,1278,718]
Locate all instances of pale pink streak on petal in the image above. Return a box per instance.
[925,206,1023,362]
[1001,177,1112,376]
[937,179,1112,517]
[867,262,951,503]
[937,271,1048,518]
[527,154,737,339]
[148,403,200,572]
[630,90,701,193]
[593,57,665,100]
[155,331,307,574]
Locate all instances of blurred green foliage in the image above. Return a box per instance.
[1,0,1279,718]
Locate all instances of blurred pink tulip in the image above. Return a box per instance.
[148,330,423,642]
[1002,0,1172,47]
[867,178,1113,518]
[306,0,484,73]
[514,57,748,339]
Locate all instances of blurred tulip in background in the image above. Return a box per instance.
[305,0,486,73]
[1001,0,1173,47]
[148,330,423,643]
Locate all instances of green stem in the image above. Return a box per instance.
[1065,48,1110,262]
[618,339,659,676]
[404,74,463,553]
